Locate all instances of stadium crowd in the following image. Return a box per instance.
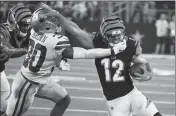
[0,1,175,54]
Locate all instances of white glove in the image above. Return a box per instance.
[58,60,70,71]
[112,40,127,54]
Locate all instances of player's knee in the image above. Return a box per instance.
[62,94,71,105]
[140,100,159,116]
[1,90,10,111]
[153,112,162,116]
[56,94,71,106]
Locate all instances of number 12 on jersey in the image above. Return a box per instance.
[101,58,125,82]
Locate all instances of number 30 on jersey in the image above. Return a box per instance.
[101,58,125,82]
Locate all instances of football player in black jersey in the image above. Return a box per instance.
[0,5,32,115]
[41,3,162,116]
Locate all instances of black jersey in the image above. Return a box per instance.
[0,23,30,72]
[0,24,11,72]
[93,32,142,100]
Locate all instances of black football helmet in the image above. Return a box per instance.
[99,14,126,45]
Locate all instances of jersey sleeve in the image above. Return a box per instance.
[54,35,71,58]
[55,36,70,51]
[62,47,74,59]
[92,32,100,48]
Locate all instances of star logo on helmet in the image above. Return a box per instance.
[27,18,31,23]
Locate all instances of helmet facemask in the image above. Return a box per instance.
[17,19,31,37]
[105,28,125,45]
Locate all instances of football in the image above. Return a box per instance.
[129,63,146,77]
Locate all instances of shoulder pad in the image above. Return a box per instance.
[56,34,68,40]
[44,33,68,40]
[54,35,70,50]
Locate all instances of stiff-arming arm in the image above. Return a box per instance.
[41,3,94,49]
[0,42,27,58]
[62,42,125,59]
[63,47,111,59]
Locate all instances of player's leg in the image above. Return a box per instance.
[131,87,162,116]
[160,37,166,54]
[6,71,39,116]
[36,79,71,116]
[154,37,161,54]
[106,94,131,116]
[169,37,175,55]
[0,71,10,115]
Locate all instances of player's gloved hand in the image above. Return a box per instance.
[112,40,127,54]
[133,68,152,82]
[59,59,70,71]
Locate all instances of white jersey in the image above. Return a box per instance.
[21,29,70,84]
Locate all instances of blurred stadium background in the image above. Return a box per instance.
[0,1,175,54]
[0,1,175,116]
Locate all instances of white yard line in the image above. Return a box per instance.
[65,86,175,95]
[70,96,175,105]
[7,75,175,89]
[30,107,175,116]
[30,107,107,113]
[8,75,175,82]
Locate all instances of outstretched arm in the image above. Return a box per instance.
[41,3,94,49]
[0,42,27,58]
[61,42,126,59]
[63,47,111,59]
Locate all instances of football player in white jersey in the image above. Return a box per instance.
[5,7,126,116]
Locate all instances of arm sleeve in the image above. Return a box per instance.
[0,42,27,58]
[62,47,74,59]
[62,47,111,59]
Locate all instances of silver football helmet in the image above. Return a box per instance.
[30,8,62,35]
